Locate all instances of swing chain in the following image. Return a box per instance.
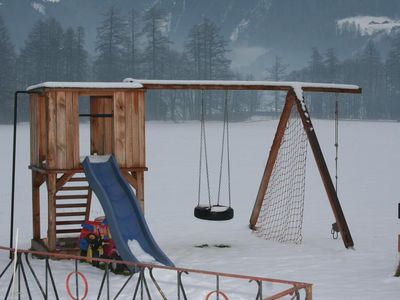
[198,90,212,207]
[217,91,232,207]
[334,94,339,194]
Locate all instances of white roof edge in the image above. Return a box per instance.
[26,81,143,91]
[131,79,360,90]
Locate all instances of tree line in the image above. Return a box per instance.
[287,38,400,120]
[1,5,400,122]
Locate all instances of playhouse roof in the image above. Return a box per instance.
[26,81,143,91]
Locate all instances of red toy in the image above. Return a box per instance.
[79,216,124,272]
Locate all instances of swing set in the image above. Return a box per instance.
[11,79,361,255]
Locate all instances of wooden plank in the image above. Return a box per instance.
[46,92,57,169]
[90,96,103,154]
[56,172,75,191]
[59,186,89,191]
[30,84,361,94]
[56,203,87,209]
[72,92,80,168]
[131,92,139,165]
[56,212,86,217]
[136,171,145,212]
[56,91,67,169]
[293,90,354,248]
[140,82,362,94]
[113,92,126,167]
[122,170,138,189]
[32,171,41,240]
[56,229,82,234]
[56,220,85,226]
[125,92,134,167]
[65,92,74,168]
[30,94,38,166]
[85,189,92,221]
[249,91,296,229]
[38,95,47,163]
[55,195,88,200]
[47,173,57,252]
[104,97,113,154]
[137,91,146,166]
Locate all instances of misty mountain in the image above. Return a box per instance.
[0,0,399,74]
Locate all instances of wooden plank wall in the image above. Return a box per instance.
[46,91,80,169]
[90,96,113,155]
[30,94,47,166]
[113,91,146,168]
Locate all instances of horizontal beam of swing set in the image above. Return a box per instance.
[27,80,362,94]
[134,79,362,94]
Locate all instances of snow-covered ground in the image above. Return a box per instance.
[0,119,399,299]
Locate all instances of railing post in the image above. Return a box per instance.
[216,275,220,300]
[75,260,79,300]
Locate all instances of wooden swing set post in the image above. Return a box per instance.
[249,88,354,248]
[249,91,296,229]
[293,91,354,248]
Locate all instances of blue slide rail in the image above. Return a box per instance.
[82,155,174,269]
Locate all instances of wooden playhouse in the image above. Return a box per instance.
[28,82,147,253]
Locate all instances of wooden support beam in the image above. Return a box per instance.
[32,171,41,241]
[56,172,75,191]
[249,91,296,229]
[135,171,145,212]
[122,170,138,189]
[293,90,354,248]
[47,173,57,252]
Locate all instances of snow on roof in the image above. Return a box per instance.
[26,81,143,91]
[124,78,360,98]
[27,79,360,99]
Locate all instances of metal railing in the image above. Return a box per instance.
[0,246,312,299]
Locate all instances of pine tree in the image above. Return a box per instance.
[126,9,141,78]
[266,56,288,116]
[184,19,231,118]
[142,4,172,119]
[359,40,384,118]
[386,33,400,119]
[323,48,340,117]
[308,47,325,117]
[142,5,172,79]
[18,18,64,86]
[94,6,128,81]
[0,14,16,122]
[185,19,231,80]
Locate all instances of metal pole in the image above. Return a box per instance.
[9,91,31,258]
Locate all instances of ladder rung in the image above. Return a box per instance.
[56,203,87,209]
[60,186,89,191]
[56,195,88,200]
[56,212,87,217]
[56,220,85,226]
[69,177,87,182]
[56,228,82,234]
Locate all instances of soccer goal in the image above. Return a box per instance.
[249,89,354,249]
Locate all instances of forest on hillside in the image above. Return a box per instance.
[1,5,400,122]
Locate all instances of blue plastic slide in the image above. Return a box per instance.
[82,155,174,269]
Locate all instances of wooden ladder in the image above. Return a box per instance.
[55,176,92,237]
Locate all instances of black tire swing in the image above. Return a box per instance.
[194,90,234,221]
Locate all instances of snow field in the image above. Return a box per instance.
[0,119,399,299]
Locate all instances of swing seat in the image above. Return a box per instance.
[194,205,234,221]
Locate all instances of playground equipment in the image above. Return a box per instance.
[194,90,234,221]
[14,80,360,258]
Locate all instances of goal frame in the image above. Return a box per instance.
[249,89,354,248]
